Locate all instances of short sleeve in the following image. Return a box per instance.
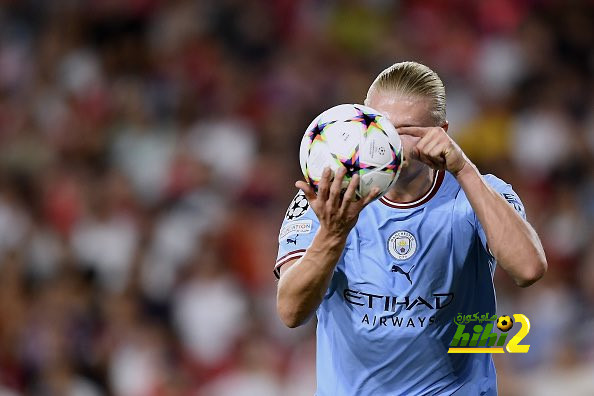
[274,190,320,278]
[476,174,527,254]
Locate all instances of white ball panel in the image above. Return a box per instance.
[323,122,364,160]
[359,170,396,198]
[306,140,339,181]
[360,127,392,167]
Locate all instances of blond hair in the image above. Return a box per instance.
[366,61,446,125]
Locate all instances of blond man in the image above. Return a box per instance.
[275,62,546,395]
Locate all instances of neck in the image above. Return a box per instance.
[385,163,435,203]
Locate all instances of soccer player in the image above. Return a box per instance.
[275,62,547,395]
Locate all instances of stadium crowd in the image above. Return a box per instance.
[0,1,592,395]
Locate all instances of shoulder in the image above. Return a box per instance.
[278,190,319,239]
[456,172,526,219]
[451,173,514,199]
[481,174,524,207]
[275,190,320,278]
[482,174,512,190]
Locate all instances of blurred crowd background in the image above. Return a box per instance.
[0,0,592,395]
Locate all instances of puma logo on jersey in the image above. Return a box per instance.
[286,235,299,245]
[391,264,413,285]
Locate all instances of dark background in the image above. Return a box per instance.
[0,0,592,395]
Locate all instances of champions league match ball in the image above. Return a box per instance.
[299,104,403,199]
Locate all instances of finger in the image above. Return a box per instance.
[412,145,436,168]
[295,180,316,202]
[413,130,442,167]
[428,144,447,163]
[340,174,359,212]
[418,151,444,170]
[417,127,443,153]
[328,167,346,209]
[421,141,440,159]
[397,126,430,138]
[419,138,446,167]
[416,129,439,152]
[317,167,332,201]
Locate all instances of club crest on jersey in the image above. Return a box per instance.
[285,191,309,221]
[388,230,417,260]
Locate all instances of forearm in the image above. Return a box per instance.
[456,163,547,286]
[277,228,346,327]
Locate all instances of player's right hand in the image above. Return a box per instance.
[295,167,379,239]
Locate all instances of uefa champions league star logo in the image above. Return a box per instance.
[388,230,417,260]
[285,191,309,221]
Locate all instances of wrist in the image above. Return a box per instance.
[453,158,477,180]
[315,227,348,250]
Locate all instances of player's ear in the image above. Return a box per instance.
[442,120,449,132]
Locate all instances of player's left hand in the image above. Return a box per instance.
[398,126,470,176]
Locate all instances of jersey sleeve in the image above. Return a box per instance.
[476,174,527,255]
[274,190,320,278]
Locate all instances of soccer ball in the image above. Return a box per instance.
[299,104,403,198]
[497,315,513,332]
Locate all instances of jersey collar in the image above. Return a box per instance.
[379,170,445,209]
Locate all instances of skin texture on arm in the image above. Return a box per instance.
[276,229,346,328]
[276,167,379,328]
[454,162,547,287]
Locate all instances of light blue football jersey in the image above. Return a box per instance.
[275,170,526,396]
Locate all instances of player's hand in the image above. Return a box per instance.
[295,167,379,239]
[398,126,470,176]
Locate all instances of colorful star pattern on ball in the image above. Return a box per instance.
[334,146,360,177]
[382,143,402,173]
[311,123,326,144]
[351,106,382,134]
